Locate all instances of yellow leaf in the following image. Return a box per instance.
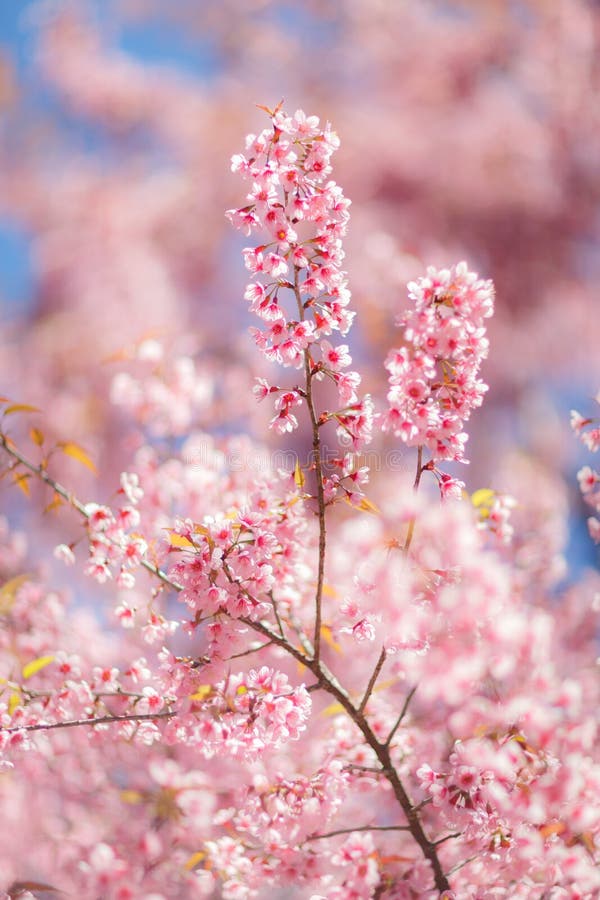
[471,488,496,508]
[346,495,380,515]
[22,654,55,680]
[0,573,33,614]
[189,685,212,701]
[167,533,196,549]
[8,691,21,716]
[57,441,97,475]
[184,850,206,871]
[3,403,41,416]
[12,472,30,497]
[29,427,45,447]
[293,459,305,489]
[322,702,344,716]
[321,624,342,653]
[120,789,144,804]
[321,583,339,599]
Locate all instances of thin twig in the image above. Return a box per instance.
[358,647,387,715]
[385,684,418,748]
[269,591,286,639]
[304,824,411,843]
[225,641,274,661]
[434,831,462,847]
[0,434,183,594]
[1,710,176,734]
[448,853,480,876]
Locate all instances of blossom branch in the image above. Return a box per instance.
[2,710,176,734]
[293,265,327,666]
[0,432,183,595]
[2,432,452,894]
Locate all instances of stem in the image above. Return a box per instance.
[358,646,386,715]
[293,267,327,666]
[2,710,175,734]
[403,445,424,553]
[385,684,418,748]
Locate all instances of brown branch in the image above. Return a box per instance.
[1,434,452,895]
[0,433,183,595]
[358,647,387,715]
[434,831,463,847]
[293,267,327,666]
[385,684,418,748]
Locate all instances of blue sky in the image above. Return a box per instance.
[0,0,219,316]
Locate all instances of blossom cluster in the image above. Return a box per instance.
[168,474,311,643]
[227,105,373,502]
[55,472,149,589]
[572,393,600,543]
[179,667,311,758]
[382,261,494,465]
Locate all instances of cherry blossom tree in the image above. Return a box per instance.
[1,98,599,900]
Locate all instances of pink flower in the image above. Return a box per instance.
[320,340,351,371]
[588,517,600,543]
[54,543,75,566]
[577,465,599,494]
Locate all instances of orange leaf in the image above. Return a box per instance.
[12,472,30,496]
[57,441,97,474]
[44,493,63,514]
[29,427,45,447]
[539,822,566,839]
[120,789,144,805]
[184,850,206,871]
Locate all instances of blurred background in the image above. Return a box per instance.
[0,0,598,572]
